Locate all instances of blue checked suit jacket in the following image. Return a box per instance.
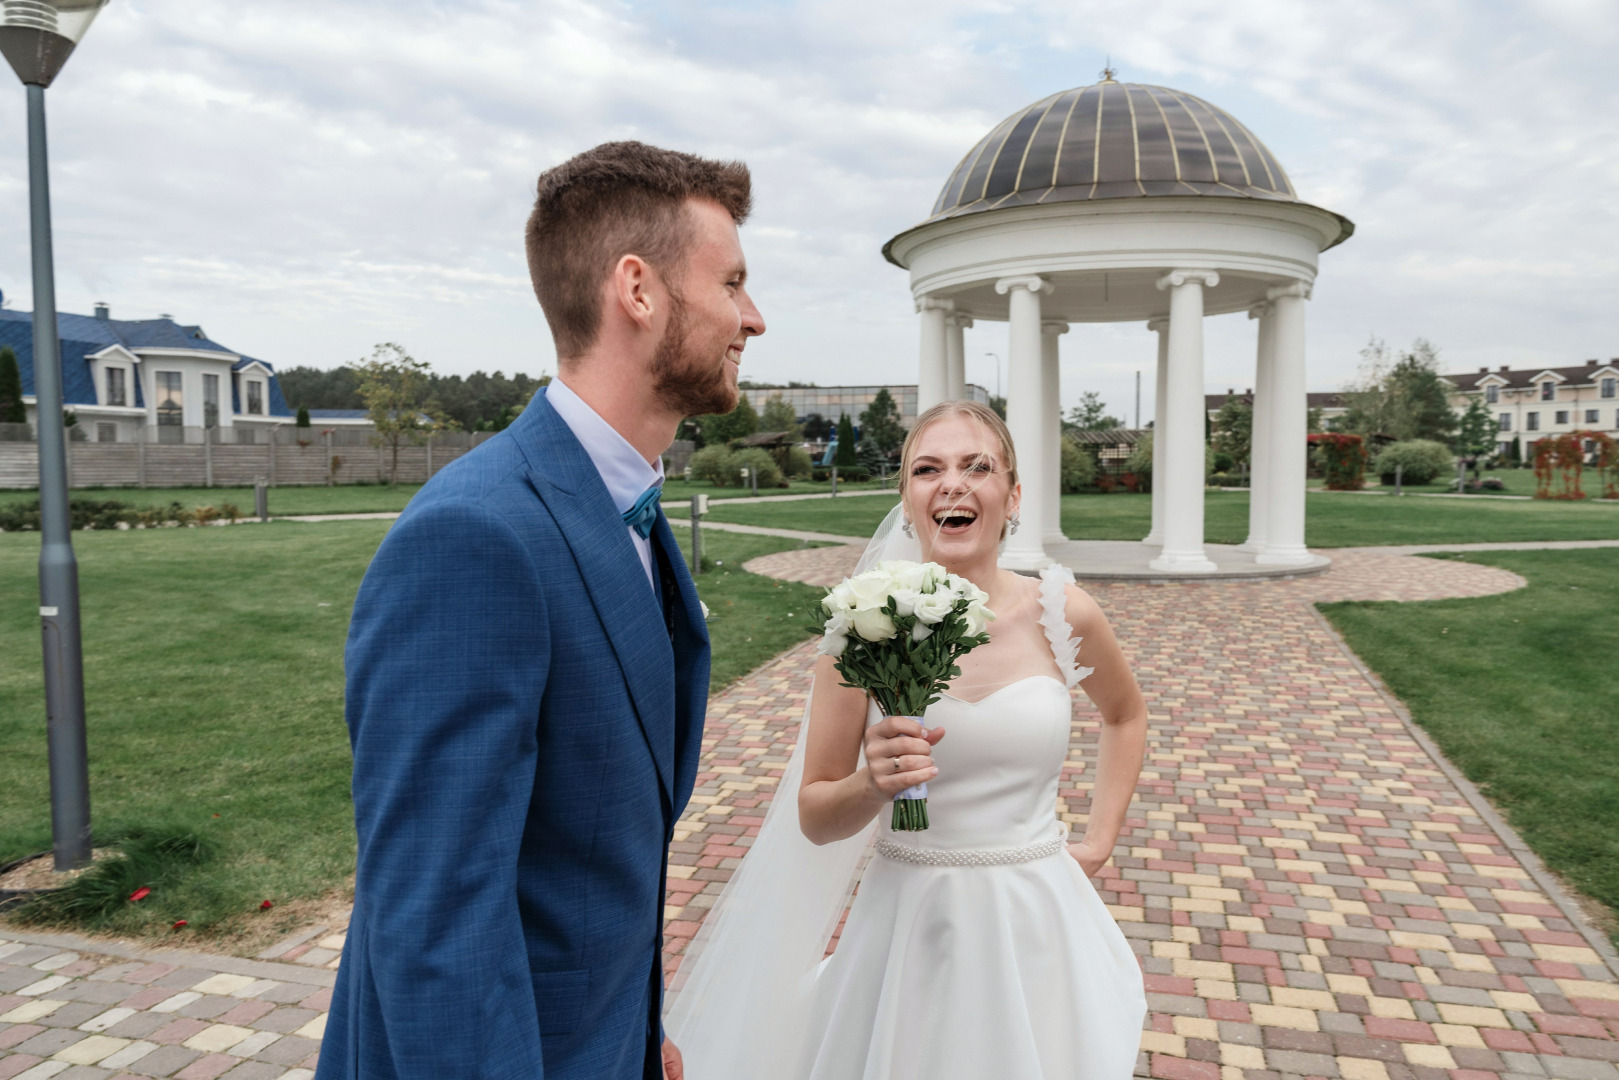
[315,388,709,1080]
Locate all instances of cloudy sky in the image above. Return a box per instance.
[1,0,1615,420]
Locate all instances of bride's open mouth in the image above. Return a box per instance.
[931,507,978,535]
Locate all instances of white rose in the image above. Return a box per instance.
[888,587,921,618]
[817,631,850,656]
[881,561,928,592]
[823,608,852,639]
[850,605,897,642]
[912,590,955,625]
[846,569,896,611]
[910,621,933,642]
[826,582,856,614]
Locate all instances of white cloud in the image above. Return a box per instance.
[0,0,1613,420]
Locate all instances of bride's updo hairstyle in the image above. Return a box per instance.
[898,400,1020,539]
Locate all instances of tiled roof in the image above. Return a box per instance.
[0,307,291,416]
[1442,361,1619,391]
[306,408,369,420]
[1067,427,1144,445]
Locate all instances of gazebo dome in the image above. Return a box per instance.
[919,79,1349,246]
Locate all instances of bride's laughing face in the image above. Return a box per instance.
[903,414,1019,566]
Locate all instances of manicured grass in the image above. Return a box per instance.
[660,490,1619,548]
[0,484,425,516]
[0,519,824,944]
[1320,550,1619,942]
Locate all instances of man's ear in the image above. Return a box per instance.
[610,253,658,333]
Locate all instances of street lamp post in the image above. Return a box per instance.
[2,0,110,871]
[984,352,1000,400]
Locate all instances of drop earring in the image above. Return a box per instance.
[1008,513,1021,536]
[901,517,915,538]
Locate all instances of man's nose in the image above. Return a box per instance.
[739,288,766,338]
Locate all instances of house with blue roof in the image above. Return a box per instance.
[0,294,294,443]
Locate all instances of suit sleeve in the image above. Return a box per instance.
[344,500,550,1078]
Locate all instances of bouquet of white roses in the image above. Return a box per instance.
[811,560,994,831]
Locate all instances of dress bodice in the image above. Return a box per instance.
[865,565,1090,851]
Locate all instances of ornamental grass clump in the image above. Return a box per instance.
[809,560,994,831]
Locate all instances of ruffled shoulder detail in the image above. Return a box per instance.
[1037,564,1093,687]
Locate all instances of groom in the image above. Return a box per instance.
[316,142,765,1080]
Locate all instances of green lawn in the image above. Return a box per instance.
[0,520,826,945]
[0,484,425,516]
[1320,549,1619,943]
[663,490,1619,548]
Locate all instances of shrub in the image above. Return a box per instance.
[1060,438,1098,492]
[688,444,739,486]
[777,445,813,479]
[1210,451,1235,475]
[1311,432,1369,491]
[731,447,785,489]
[1373,439,1453,485]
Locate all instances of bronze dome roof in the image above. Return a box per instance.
[929,80,1300,220]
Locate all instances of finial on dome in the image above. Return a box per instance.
[1099,57,1118,83]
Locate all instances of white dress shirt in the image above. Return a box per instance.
[545,377,664,592]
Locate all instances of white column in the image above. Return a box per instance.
[1240,302,1275,553]
[995,274,1054,570]
[1143,318,1169,545]
[916,297,953,416]
[1149,270,1219,574]
[1257,281,1313,565]
[946,314,972,401]
[1042,319,1069,544]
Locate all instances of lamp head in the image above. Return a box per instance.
[1,0,108,87]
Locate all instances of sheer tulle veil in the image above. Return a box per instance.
[664,502,921,1077]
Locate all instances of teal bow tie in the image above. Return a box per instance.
[623,484,661,539]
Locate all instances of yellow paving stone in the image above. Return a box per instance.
[183,1024,254,1053]
[1451,952,1496,973]
[1391,931,1451,951]
[1227,915,1265,932]
[1330,898,1372,916]
[1222,1043,1267,1069]
[1152,941,1191,959]
[1434,1024,1487,1048]
[1170,896,1227,914]
[1369,997,1418,1020]
[1249,1004,1320,1031]
[54,1034,131,1065]
[1499,912,1545,930]
[1403,1044,1457,1069]
[1218,865,1255,880]
[1174,959,1235,981]
[1435,1003,1510,1029]
[1556,979,1619,1002]
[1491,990,1542,1012]
[1171,926,1202,945]
[1172,873,1223,887]
[1107,904,1144,922]
[1272,986,1337,1011]
[1300,883,1337,899]
[1189,886,1244,903]
[667,864,695,879]
[1299,953,1323,973]
[1174,1017,1220,1041]
[1327,974,1373,996]
[187,973,259,996]
[1414,967,1440,985]
[296,1013,329,1039]
[1535,944,1603,965]
[1434,896,1477,911]
[1338,1057,1391,1080]
[1275,859,1328,873]
[1304,909,1347,926]
[1452,923,1494,940]
[1141,1031,1186,1056]
[1,997,66,1022]
[1196,979,1239,1001]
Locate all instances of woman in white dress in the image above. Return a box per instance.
[666,401,1148,1079]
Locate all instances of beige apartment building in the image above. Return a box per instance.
[1442,359,1619,457]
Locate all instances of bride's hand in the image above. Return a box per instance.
[1066,838,1111,878]
[862,716,944,801]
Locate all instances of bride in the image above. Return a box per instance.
[666,401,1148,1079]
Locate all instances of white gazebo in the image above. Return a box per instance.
[884,74,1353,578]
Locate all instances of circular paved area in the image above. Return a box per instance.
[668,547,1619,1080]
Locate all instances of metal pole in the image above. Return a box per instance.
[27,84,91,871]
[1135,370,1141,429]
[689,494,704,574]
[1394,462,1403,496]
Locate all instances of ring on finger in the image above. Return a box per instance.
[892,757,901,772]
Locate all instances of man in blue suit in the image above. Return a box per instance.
[316,141,765,1080]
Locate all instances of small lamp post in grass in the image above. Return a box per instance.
[2,0,111,871]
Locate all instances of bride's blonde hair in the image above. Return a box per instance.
[898,401,1020,538]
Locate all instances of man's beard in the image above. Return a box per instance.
[649,290,737,418]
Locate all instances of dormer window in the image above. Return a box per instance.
[105,367,126,407]
[1603,378,1616,399]
[1486,384,1499,403]
[1541,381,1556,401]
[247,380,264,416]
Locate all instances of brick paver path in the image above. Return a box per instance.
[10,546,1616,1080]
[667,546,1619,1080]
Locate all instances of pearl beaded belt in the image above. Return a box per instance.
[876,824,1070,867]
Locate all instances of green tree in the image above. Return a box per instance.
[356,342,451,484]
[801,412,833,442]
[700,394,759,446]
[834,413,858,468]
[1060,437,1098,492]
[988,396,1006,420]
[1212,396,1253,467]
[0,346,24,424]
[1455,395,1497,482]
[1063,390,1123,433]
[859,387,905,454]
[759,393,802,441]
[1338,337,1458,444]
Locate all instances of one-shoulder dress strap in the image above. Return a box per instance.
[1036,563,1094,687]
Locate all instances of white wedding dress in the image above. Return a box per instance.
[792,566,1146,1079]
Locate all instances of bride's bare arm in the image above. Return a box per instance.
[798,654,944,846]
[1063,585,1148,874]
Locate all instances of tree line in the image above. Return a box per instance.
[279,362,549,433]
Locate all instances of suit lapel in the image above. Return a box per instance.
[652,509,710,813]
[515,391,677,808]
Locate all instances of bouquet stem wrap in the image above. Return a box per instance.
[808,561,994,833]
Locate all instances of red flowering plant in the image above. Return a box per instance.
[1534,434,1589,500]
[1309,433,1368,491]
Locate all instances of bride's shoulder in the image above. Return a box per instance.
[1058,578,1109,637]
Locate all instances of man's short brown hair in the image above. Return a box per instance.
[525,141,752,358]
